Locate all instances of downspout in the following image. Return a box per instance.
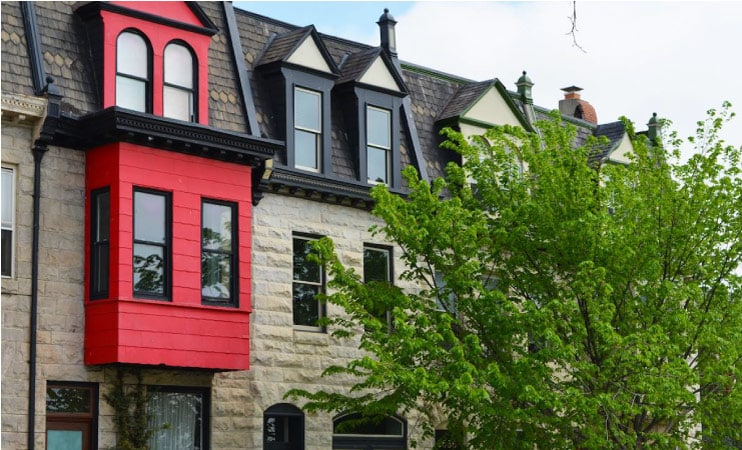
[22,4,64,447]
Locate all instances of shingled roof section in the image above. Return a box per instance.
[336,47,381,84]
[437,80,493,122]
[1,2,35,98]
[35,2,99,116]
[199,2,248,134]
[255,26,313,67]
[591,121,627,163]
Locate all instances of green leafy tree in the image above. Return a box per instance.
[289,103,742,449]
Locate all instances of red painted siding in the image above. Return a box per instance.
[101,2,211,124]
[85,143,252,370]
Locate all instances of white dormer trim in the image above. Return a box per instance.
[464,86,522,128]
[287,37,332,74]
[359,55,401,92]
[607,132,635,164]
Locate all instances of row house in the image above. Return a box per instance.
[1,2,646,449]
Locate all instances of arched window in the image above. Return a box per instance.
[264,403,304,450]
[163,41,196,122]
[116,31,150,112]
[332,413,406,449]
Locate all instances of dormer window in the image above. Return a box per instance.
[163,42,196,122]
[294,87,322,171]
[116,31,150,113]
[366,106,392,184]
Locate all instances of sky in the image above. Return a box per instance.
[235,1,742,158]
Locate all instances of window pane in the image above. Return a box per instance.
[1,229,11,277]
[163,86,193,122]
[134,191,166,243]
[46,387,91,413]
[92,244,109,296]
[148,390,204,450]
[364,248,390,283]
[293,238,319,282]
[164,44,193,88]
[293,283,320,326]
[47,430,82,450]
[95,191,110,241]
[202,203,232,251]
[2,168,13,227]
[294,129,319,170]
[116,76,146,112]
[295,89,320,131]
[133,244,164,295]
[367,146,388,184]
[367,107,390,148]
[202,253,231,299]
[117,32,147,78]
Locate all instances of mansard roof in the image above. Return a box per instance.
[1,1,642,206]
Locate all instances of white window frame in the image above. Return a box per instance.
[366,105,392,185]
[292,234,325,332]
[2,166,15,278]
[293,87,322,172]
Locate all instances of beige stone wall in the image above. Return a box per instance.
[211,193,432,450]
[0,121,105,448]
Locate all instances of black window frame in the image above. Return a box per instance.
[349,89,403,190]
[132,187,171,300]
[147,385,210,450]
[201,198,238,307]
[90,187,110,300]
[332,412,407,449]
[292,233,325,331]
[280,70,335,175]
[363,243,394,331]
[2,166,15,278]
[264,403,305,450]
[163,40,197,123]
[115,29,152,114]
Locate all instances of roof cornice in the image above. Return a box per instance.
[54,107,282,165]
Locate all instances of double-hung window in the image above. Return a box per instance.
[148,387,208,450]
[293,87,322,171]
[292,235,324,330]
[163,42,195,122]
[116,31,150,113]
[133,189,170,298]
[90,188,110,299]
[366,106,391,184]
[363,244,393,330]
[201,200,237,306]
[1,167,14,278]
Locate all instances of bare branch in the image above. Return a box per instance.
[567,1,588,53]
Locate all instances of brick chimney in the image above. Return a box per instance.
[559,86,597,124]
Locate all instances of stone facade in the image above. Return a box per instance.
[1,115,98,448]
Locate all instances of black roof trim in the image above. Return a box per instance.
[76,2,218,36]
[265,168,408,210]
[54,108,282,164]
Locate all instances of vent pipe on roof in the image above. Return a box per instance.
[378,8,397,57]
[559,86,597,124]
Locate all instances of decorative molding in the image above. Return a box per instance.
[53,107,283,165]
[1,93,47,122]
